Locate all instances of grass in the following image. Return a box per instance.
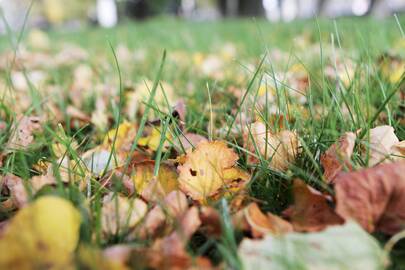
[0,15,405,269]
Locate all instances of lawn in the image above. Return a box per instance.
[0,16,404,269]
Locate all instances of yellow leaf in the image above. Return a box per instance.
[178,141,248,201]
[103,121,135,150]
[138,127,172,151]
[131,161,178,195]
[0,196,81,269]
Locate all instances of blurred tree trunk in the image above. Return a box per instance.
[126,0,150,19]
[365,0,377,15]
[238,0,264,16]
[317,0,327,15]
[218,0,264,17]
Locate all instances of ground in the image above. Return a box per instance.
[0,17,404,269]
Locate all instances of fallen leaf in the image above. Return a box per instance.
[83,149,119,175]
[0,196,81,269]
[283,179,344,232]
[103,121,137,154]
[177,140,248,201]
[238,222,387,270]
[78,244,129,270]
[335,161,405,234]
[320,132,356,182]
[6,116,42,151]
[199,206,222,237]
[245,122,300,172]
[391,140,405,158]
[244,203,293,237]
[103,244,132,266]
[129,161,178,197]
[362,125,400,166]
[147,206,203,269]
[138,126,172,152]
[175,133,208,152]
[66,105,91,124]
[135,190,188,239]
[101,194,148,235]
[1,174,29,209]
[31,174,56,192]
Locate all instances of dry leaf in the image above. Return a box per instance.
[245,122,300,172]
[31,174,56,192]
[66,105,91,123]
[138,127,172,152]
[199,206,222,237]
[362,125,400,166]
[1,174,28,209]
[283,179,344,232]
[101,194,148,235]
[6,116,42,151]
[335,161,405,234]
[78,245,129,270]
[130,161,178,197]
[244,203,292,237]
[320,132,356,183]
[103,121,137,154]
[175,133,208,152]
[177,141,248,201]
[0,196,81,269]
[391,140,405,158]
[142,206,205,270]
[136,190,188,239]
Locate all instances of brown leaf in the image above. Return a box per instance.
[244,203,293,237]
[199,206,222,237]
[136,191,188,239]
[66,105,91,123]
[283,179,344,232]
[320,132,356,183]
[335,161,405,234]
[1,174,28,209]
[6,116,42,151]
[147,206,205,269]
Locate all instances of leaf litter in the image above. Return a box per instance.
[0,26,404,270]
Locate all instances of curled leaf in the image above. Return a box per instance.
[245,122,300,172]
[362,125,400,166]
[244,203,293,237]
[1,174,28,209]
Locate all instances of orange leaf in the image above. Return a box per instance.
[244,203,293,237]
